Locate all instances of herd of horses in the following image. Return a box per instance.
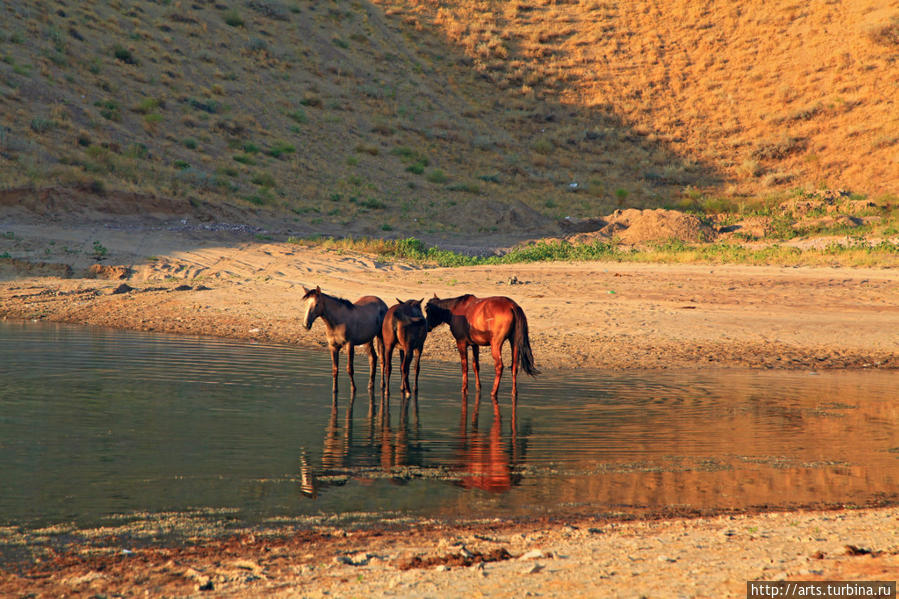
[302,286,539,404]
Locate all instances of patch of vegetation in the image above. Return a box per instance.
[294,236,899,269]
[92,241,108,261]
[223,9,245,27]
[112,44,137,64]
[268,141,295,158]
[251,172,276,187]
[133,98,161,114]
[95,99,121,121]
[288,109,307,124]
[426,169,448,184]
[187,97,222,114]
[30,118,56,133]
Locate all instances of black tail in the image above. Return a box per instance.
[512,304,539,376]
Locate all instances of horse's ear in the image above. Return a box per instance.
[432,293,438,299]
[302,286,310,294]
[418,298,424,305]
[315,285,321,292]
[396,297,403,305]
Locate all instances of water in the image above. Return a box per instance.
[1,321,897,529]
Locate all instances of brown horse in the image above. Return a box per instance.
[380,298,428,399]
[302,286,387,396]
[425,294,538,402]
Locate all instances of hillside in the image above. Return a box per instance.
[0,0,897,237]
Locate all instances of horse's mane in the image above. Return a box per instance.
[431,294,474,308]
[325,293,355,309]
[305,287,355,309]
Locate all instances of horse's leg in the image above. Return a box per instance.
[377,336,386,393]
[367,341,377,392]
[412,347,422,397]
[383,341,394,399]
[489,341,504,401]
[471,346,482,391]
[346,344,356,396]
[330,346,340,397]
[457,340,469,395]
[401,345,413,398]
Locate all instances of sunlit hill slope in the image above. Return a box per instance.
[1,0,897,236]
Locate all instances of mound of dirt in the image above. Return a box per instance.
[563,209,716,245]
[87,264,134,280]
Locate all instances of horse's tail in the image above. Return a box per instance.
[512,303,539,377]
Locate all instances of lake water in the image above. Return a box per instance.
[1,321,897,530]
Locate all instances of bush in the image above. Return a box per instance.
[30,118,56,133]
[268,141,295,158]
[112,44,136,64]
[426,169,448,184]
[223,10,244,27]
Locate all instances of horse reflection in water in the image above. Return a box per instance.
[298,391,528,499]
[455,395,527,493]
[298,395,424,498]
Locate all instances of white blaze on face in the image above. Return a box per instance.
[303,297,316,329]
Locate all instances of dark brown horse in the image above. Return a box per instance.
[380,298,428,399]
[425,294,538,402]
[302,286,387,396]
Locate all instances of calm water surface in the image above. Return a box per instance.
[1,322,897,528]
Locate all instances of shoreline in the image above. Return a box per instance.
[3,504,897,597]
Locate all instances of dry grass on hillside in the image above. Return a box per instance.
[385,0,899,198]
[0,0,896,238]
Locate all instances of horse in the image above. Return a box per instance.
[302,286,387,397]
[380,298,428,399]
[425,294,538,402]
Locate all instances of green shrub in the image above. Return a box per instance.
[252,172,276,187]
[268,141,295,158]
[426,169,448,184]
[95,99,121,121]
[30,118,56,133]
[223,10,244,27]
[112,44,136,64]
[134,98,161,114]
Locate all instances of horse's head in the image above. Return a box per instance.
[395,298,425,325]
[425,296,450,331]
[302,285,323,330]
